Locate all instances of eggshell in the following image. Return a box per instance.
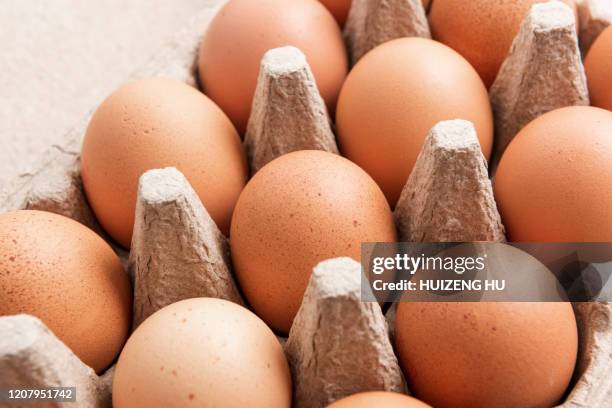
[429,0,578,88]
[327,392,431,408]
[336,38,493,207]
[585,25,612,111]
[112,298,292,408]
[81,77,248,248]
[230,150,397,333]
[319,0,432,25]
[395,302,578,408]
[495,106,612,241]
[0,210,131,374]
[318,0,352,27]
[199,0,348,134]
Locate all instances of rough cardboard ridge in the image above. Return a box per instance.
[559,302,612,408]
[344,0,430,65]
[490,1,589,168]
[578,0,612,53]
[245,46,338,174]
[130,167,243,329]
[0,144,99,232]
[388,119,505,342]
[394,120,506,243]
[0,315,112,408]
[285,258,405,408]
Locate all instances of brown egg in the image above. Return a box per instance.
[0,210,131,374]
[395,302,578,408]
[199,0,348,134]
[585,25,612,111]
[495,106,612,241]
[318,0,352,27]
[230,150,397,333]
[319,0,431,25]
[327,392,431,408]
[336,38,493,207]
[113,298,291,408]
[429,0,578,88]
[81,77,247,248]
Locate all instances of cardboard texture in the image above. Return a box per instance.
[578,0,612,53]
[285,258,405,408]
[490,1,589,169]
[394,119,506,243]
[0,1,609,406]
[0,315,113,408]
[245,46,338,174]
[344,0,430,64]
[129,167,243,330]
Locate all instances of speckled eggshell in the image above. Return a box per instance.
[0,210,131,374]
[395,302,578,408]
[585,25,612,111]
[327,392,431,408]
[230,150,397,333]
[495,106,612,241]
[199,0,348,134]
[429,0,578,88]
[112,298,292,408]
[336,37,493,207]
[81,77,248,248]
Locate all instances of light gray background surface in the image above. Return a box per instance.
[0,0,222,187]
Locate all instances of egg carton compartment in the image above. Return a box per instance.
[344,0,431,64]
[1,0,611,407]
[0,315,114,408]
[489,1,589,170]
[245,46,339,174]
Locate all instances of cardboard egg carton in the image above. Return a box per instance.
[577,0,612,53]
[0,1,610,407]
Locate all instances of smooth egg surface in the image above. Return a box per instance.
[336,37,493,207]
[0,210,131,373]
[199,0,348,134]
[396,301,577,408]
[585,25,612,111]
[327,392,431,408]
[113,298,292,408]
[230,150,396,333]
[81,77,247,247]
[429,0,578,88]
[495,106,612,241]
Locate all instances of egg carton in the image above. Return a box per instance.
[577,0,612,53]
[1,0,611,407]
